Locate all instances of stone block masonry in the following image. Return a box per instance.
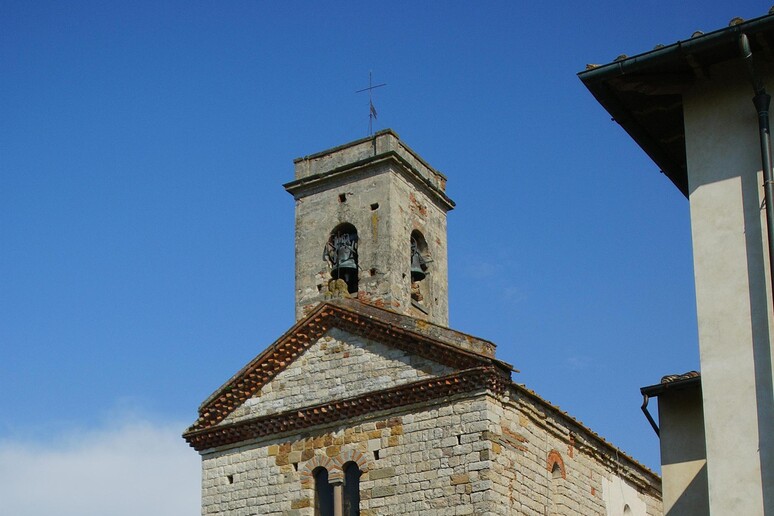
[285,130,453,326]
[220,328,453,426]
[200,389,661,515]
[189,131,661,515]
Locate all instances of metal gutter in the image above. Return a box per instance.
[578,14,774,85]
[639,375,701,438]
[577,13,774,198]
[640,375,701,398]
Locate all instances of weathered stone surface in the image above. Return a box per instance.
[194,133,662,516]
[286,130,452,326]
[220,327,453,425]
[200,391,661,515]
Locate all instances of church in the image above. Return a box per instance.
[183,129,661,515]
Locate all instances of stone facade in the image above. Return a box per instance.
[285,130,453,326]
[187,301,661,515]
[221,328,454,425]
[199,389,660,515]
[185,132,662,515]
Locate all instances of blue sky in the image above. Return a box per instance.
[1,1,768,513]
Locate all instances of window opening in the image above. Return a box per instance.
[549,462,562,515]
[324,224,359,294]
[342,462,361,516]
[314,467,334,516]
[410,230,431,303]
[410,237,429,281]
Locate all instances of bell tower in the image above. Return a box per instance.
[284,129,455,326]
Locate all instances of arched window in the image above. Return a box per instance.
[623,504,632,514]
[546,450,566,479]
[342,462,361,516]
[324,223,359,294]
[314,467,334,516]
[546,449,566,515]
[551,462,562,479]
[410,230,429,281]
[410,230,430,303]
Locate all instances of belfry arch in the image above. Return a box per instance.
[324,223,359,295]
[284,130,454,324]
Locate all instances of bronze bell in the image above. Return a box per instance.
[411,240,427,282]
[411,262,426,282]
[332,261,357,280]
[327,233,358,280]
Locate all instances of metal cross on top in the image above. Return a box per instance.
[356,71,386,136]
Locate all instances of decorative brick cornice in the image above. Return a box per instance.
[184,366,508,452]
[187,301,511,434]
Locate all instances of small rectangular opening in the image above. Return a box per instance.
[227,474,234,484]
[373,450,380,460]
[370,203,379,210]
[339,193,347,203]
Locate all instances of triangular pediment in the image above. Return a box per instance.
[220,327,455,426]
[184,300,513,447]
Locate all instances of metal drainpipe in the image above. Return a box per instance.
[741,33,774,306]
[641,394,660,437]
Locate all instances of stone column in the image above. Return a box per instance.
[332,482,343,516]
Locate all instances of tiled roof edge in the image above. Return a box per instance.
[189,302,511,432]
[511,382,661,486]
[184,366,508,452]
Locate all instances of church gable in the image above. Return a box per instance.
[220,327,454,426]
[185,300,508,439]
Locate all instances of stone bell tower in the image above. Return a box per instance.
[283,129,454,326]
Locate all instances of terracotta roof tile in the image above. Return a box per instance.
[187,300,513,434]
[184,366,508,451]
[660,370,700,384]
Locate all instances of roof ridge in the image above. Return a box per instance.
[188,301,512,433]
[184,365,508,451]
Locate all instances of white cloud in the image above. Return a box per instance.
[565,355,592,370]
[0,418,200,516]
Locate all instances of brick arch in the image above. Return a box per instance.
[333,448,370,474]
[547,449,566,479]
[300,455,340,488]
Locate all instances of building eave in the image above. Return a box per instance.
[187,299,512,435]
[184,366,508,452]
[578,12,774,197]
[512,382,662,489]
[640,373,702,398]
[283,150,455,212]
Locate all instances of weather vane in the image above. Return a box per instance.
[355,71,386,136]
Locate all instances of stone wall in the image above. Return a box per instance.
[200,390,661,515]
[220,328,452,425]
[202,394,494,515]
[286,132,452,326]
[292,130,448,195]
[486,388,661,515]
